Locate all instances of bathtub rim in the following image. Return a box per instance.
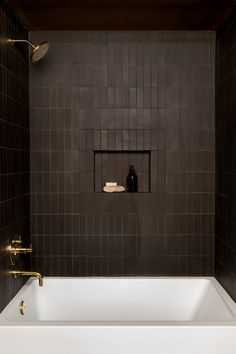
[1,276,236,327]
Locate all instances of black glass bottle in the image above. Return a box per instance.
[127,165,138,192]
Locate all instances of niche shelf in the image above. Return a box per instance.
[94,150,150,193]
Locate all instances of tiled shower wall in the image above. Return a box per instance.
[0,0,29,312]
[30,31,215,276]
[216,9,236,301]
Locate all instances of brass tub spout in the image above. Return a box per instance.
[9,270,43,287]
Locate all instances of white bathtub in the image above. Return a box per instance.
[0,277,236,354]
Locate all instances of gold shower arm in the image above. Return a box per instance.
[6,38,36,49]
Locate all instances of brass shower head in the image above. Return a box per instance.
[6,38,49,63]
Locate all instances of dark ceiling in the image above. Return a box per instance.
[9,0,236,31]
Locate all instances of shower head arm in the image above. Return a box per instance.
[6,38,36,49]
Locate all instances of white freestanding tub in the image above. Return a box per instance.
[0,277,236,354]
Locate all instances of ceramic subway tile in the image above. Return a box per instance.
[29,30,215,278]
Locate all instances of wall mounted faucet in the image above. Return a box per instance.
[9,271,44,287]
[7,236,43,286]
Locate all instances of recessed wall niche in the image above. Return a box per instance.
[94,151,150,193]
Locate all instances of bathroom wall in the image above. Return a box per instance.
[29,31,215,276]
[0,0,30,312]
[216,9,236,301]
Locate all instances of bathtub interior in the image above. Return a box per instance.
[1,278,236,323]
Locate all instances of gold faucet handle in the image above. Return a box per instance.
[12,235,22,245]
[6,237,32,255]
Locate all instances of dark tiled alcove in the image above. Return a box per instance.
[3,0,236,316]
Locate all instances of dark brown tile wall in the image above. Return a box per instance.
[0,0,29,312]
[216,8,236,300]
[29,31,215,276]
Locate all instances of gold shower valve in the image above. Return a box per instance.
[6,237,32,256]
